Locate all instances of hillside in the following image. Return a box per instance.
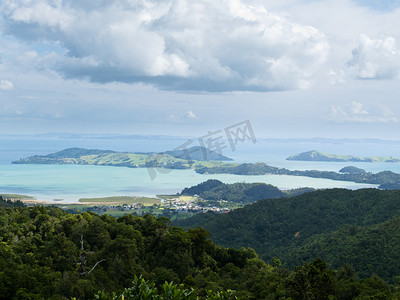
[339,166,366,174]
[162,146,233,161]
[12,147,232,169]
[174,188,400,282]
[180,179,315,206]
[287,150,400,162]
[1,203,399,299]
[0,205,259,299]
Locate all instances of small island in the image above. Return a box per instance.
[287,150,400,163]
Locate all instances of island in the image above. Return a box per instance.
[12,146,232,169]
[287,150,400,162]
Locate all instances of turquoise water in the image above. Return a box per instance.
[1,136,399,203]
[0,164,378,203]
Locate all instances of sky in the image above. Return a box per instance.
[1,0,400,139]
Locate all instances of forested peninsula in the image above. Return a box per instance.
[195,163,400,189]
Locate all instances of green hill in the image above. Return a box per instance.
[12,147,232,169]
[339,166,367,174]
[162,146,233,161]
[2,201,400,298]
[180,179,315,207]
[174,188,400,282]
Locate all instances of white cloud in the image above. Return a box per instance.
[1,0,329,92]
[167,110,197,122]
[349,34,400,79]
[0,80,14,91]
[328,101,398,123]
[184,111,196,119]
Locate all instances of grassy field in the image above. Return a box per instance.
[157,195,197,203]
[178,195,197,202]
[157,194,179,200]
[78,196,161,206]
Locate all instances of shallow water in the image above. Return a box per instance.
[0,136,398,203]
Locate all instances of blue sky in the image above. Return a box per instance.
[1,0,400,139]
[355,0,400,11]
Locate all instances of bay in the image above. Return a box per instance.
[0,164,378,203]
[1,135,399,203]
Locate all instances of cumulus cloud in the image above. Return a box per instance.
[349,34,400,79]
[0,79,14,91]
[184,111,197,119]
[1,0,329,92]
[167,110,197,122]
[328,101,398,123]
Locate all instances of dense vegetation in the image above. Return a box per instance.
[181,180,314,205]
[175,188,400,282]
[339,166,366,174]
[2,198,400,299]
[181,180,225,196]
[0,195,25,208]
[195,162,400,189]
[0,204,258,299]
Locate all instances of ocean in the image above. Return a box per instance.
[1,135,399,203]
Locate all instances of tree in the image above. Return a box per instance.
[285,258,335,300]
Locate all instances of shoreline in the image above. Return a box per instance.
[18,199,132,206]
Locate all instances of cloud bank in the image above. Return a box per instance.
[1,0,330,92]
[328,101,398,123]
[350,34,400,79]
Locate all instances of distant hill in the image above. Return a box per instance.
[12,147,232,169]
[287,150,400,162]
[181,179,225,195]
[43,147,116,158]
[195,162,400,189]
[180,179,315,206]
[339,166,367,174]
[162,146,232,161]
[174,188,400,281]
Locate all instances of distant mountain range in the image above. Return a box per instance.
[12,146,232,169]
[4,133,400,145]
[287,150,400,162]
